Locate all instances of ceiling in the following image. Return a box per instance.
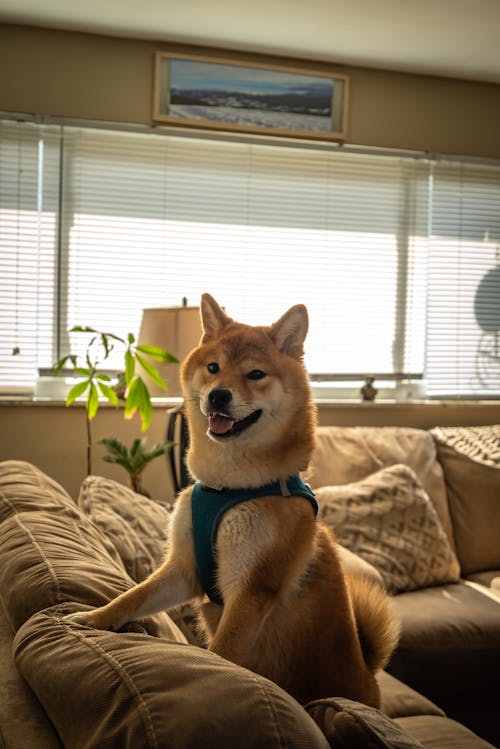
[1,0,500,84]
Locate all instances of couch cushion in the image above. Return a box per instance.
[432,427,500,575]
[315,465,460,594]
[466,572,500,599]
[388,583,500,698]
[377,671,444,719]
[395,716,497,749]
[304,426,454,543]
[14,605,330,749]
[0,460,183,640]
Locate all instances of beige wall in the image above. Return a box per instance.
[1,24,499,500]
[1,401,499,502]
[1,23,500,158]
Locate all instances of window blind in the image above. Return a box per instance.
[1,118,499,398]
[0,121,59,390]
[57,125,428,378]
[427,161,500,397]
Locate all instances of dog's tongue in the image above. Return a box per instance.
[209,414,235,435]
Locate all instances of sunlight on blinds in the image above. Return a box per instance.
[0,121,59,389]
[59,127,428,377]
[427,161,500,396]
[1,118,499,398]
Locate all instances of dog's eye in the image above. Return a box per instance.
[207,362,219,374]
[247,369,266,381]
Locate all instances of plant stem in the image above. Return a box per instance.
[86,412,92,475]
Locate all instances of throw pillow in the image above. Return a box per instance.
[431,426,500,575]
[78,475,171,583]
[315,464,460,594]
[304,426,454,545]
[78,474,204,646]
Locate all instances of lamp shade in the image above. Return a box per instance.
[137,306,202,397]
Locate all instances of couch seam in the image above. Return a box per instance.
[246,672,286,747]
[11,514,63,606]
[55,617,158,749]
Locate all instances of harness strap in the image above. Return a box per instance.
[191,477,318,605]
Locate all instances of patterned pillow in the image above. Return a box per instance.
[78,475,171,583]
[78,475,205,646]
[316,464,460,594]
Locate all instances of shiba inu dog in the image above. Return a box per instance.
[68,294,399,707]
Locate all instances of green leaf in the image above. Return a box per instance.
[130,437,146,458]
[97,381,120,406]
[136,345,178,363]
[128,332,135,344]
[99,437,129,459]
[136,354,168,391]
[95,373,111,381]
[125,350,135,384]
[75,367,92,376]
[125,377,152,431]
[66,379,89,406]
[104,332,126,344]
[87,381,99,420]
[137,382,153,431]
[100,333,112,358]
[124,376,142,419]
[53,354,72,375]
[70,326,99,334]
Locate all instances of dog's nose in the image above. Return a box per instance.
[208,388,232,412]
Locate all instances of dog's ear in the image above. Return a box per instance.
[200,293,231,341]
[269,304,308,359]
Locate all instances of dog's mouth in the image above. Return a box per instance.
[208,410,262,438]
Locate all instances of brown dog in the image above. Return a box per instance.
[68,294,399,706]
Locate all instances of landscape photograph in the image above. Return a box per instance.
[167,58,335,133]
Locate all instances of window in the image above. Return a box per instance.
[1,118,499,399]
[0,121,59,391]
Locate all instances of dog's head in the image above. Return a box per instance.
[181,294,316,487]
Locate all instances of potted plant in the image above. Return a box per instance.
[98,436,174,497]
[54,326,177,480]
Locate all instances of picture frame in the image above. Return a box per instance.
[153,51,349,142]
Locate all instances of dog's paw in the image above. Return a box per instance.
[63,610,117,631]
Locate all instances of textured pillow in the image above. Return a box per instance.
[0,460,182,640]
[432,426,500,575]
[78,475,204,646]
[78,475,171,583]
[316,465,460,594]
[14,605,330,749]
[306,696,424,749]
[304,426,454,545]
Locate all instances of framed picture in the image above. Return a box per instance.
[153,51,349,142]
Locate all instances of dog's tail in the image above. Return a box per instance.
[348,575,401,672]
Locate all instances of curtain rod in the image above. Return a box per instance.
[2,110,500,168]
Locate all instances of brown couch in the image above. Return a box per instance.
[304,424,500,747]
[0,423,498,748]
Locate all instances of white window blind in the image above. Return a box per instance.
[1,118,499,398]
[427,161,500,397]
[57,125,428,379]
[0,121,59,390]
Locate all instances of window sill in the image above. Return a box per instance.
[1,395,499,407]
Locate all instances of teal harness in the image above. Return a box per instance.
[191,476,318,605]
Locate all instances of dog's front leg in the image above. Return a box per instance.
[208,588,276,665]
[66,557,201,631]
